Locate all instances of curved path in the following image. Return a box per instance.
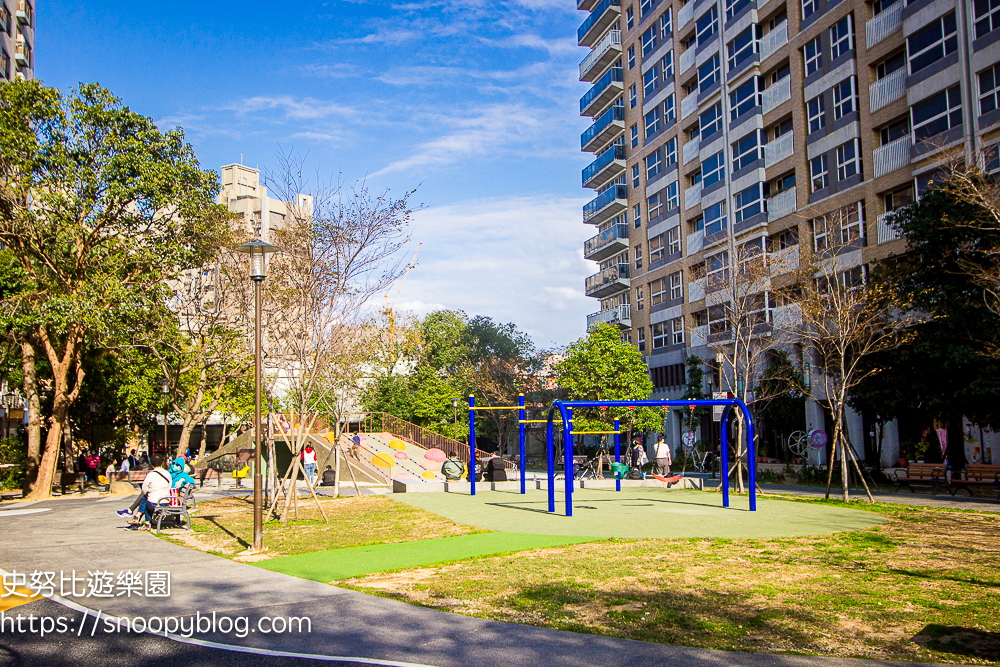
[0,495,937,667]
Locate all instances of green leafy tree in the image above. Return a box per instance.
[681,355,708,436]
[555,324,658,436]
[0,81,229,499]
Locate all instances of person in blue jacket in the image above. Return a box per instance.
[168,456,196,488]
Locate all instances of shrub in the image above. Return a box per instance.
[0,433,27,490]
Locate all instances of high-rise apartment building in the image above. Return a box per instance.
[218,163,313,241]
[0,0,34,81]
[578,0,1000,459]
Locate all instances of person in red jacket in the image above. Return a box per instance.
[300,445,318,486]
[86,450,101,485]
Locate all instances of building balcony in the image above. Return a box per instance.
[578,0,621,48]
[769,303,802,330]
[759,21,787,61]
[690,324,709,347]
[683,135,700,164]
[582,105,625,152]
[763,132,793,167]
[761,77,790,115]
[873,135,911,178]
[766,186,796,221]
[769,244,799,275]
[14,36,30,66]
[583,144,626,189]
[688,278,706,302]
[584,222,630,261]
[585,263,631,298]
[580,29,622,82]
[877,212,903,244]
[866,1,903,50]
[678,0,695,29]
[16,0,31,24]
[583,184,628,225]
[869,67,905,113]
[578,0,601,13]
[580,66,623,117]
[586,303,632,330]
[679,47,696,75]
[681,91,698,120]
[684,181,703,210]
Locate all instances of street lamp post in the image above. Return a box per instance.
[451,398,459,451]
[88,402,99,455]
[159,378,169,454]
[236,239,280,554]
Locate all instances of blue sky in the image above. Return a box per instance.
[39,0,596,348]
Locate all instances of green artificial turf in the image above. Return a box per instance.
[254,531,600,581]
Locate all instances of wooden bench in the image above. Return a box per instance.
[108,471,150,484]
[58,472,86,495]
[949,464,1000,499]
[893,463,949,495]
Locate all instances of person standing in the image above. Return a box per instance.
[653,436,672,476]
[86,450,101,484]
[301,444,318,486]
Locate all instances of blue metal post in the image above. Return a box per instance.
[747,407,757,512]
[565,407,574,517]
[720,406,731,509]
[519,394,526,495]
[546,414,555,513]
[469,395,476,496]
[614,418,620,492]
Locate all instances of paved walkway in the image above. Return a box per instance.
[0,494,942,667]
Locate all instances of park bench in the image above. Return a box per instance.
[151,484,195,533]
[58,472,86,495]
[893,462,949,495]
[195,467,222,488]
[948,464,1000,499]
[108,471,150,485]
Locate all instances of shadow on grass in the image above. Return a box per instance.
[912,624,1000,661]
[194,514,251,550]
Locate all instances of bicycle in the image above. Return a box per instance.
[787,431,810,458]
[681,443,706,473]
[575,458,604,480]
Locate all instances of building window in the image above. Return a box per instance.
[731,131,760,171]
[634,203,642,226]
[662,50,674,78]
[726,0,750,21]
[630,84,638,108]
[804,36,822,77]
[696,6,719,46]
[645,106,662,138]
[642,26,657,57]
[644,63,660,98]
[650,233,665,262]
[631,123,639,147]
[987,145,1000,173]
[628,45,636,70]
[730,76,758,121]
[636,285,645,310]
[884,185,913,211]
[706,250,729,287]
[646,150,663,179]
[734,183,764,223]
[907,11,957,76]
[652,322,669,349]
[832,77,856,120]
[0,48,8,81]
[648,192,663,220]
[702,150,725,187]
[661,7,672,37]
[638,327,646,352]
[671,317,685,345]
[813,216,829,251]
[727,26,757,72]
[0,5,8,35]
[978,63,1000,117]
[627,5,635,30]
[975,0,1000,39]
[665,181,679,211]
[829,15,853,60]
[632,163,641,188]
[664,94,676,125]
[802,0,816,20]
[635,244,643,269]
[807,94,826,133]
[664,137,677,166]
[770,228,798,251]
[836,140,860,181]
[699,55,721,93]
[704,201,726,235]
[650,277,667,305]
[839,201,864,243]
[667,224,680,253]
[700,103,723,139]
[640,0,653,18]
[669,271,683,300]
[912,84,962,141]
[810,154,829,192]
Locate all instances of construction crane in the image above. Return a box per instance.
[381,243,421,373]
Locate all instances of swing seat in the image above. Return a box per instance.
[610,462,629,480]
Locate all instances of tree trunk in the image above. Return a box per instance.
[840,434,849,503]
[824,416,841,500]
[176,417,196,458]
[196,418,210,460]
[20,340,42,494]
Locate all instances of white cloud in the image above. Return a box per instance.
[224,96,356,120]
[392,195,595,347]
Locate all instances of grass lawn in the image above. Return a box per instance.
[161,495,485,558]
[342,498,1000,665]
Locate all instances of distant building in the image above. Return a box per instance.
[217,163,313,242]
[1,0,33,82]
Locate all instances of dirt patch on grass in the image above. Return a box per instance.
[345,501,1000,664]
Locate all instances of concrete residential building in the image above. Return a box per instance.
[577,0,1000,464]
[217,163,313,242]
[0,0,33,81]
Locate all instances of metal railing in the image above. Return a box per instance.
[870,67,905,112]
[678,0,695,28]
[761,76,790,114]
[873,135,911,178]
[759,21,787,61]
[681,91,698,119]
[679,46,696,74]
[683,135,700,163]
[866,1,903,49]
[586,303,632,329]
[876,212,903,244]
[763,131,793,166]
[684,181,703,209]
[582,105,625,149]
[583,184,627,222]
[584,222,629,257]
[766,186,796,221]
[580,29,622,80]
[583,144,626,186]
[585,263,631,296]
[580,67,623,114]
[578,0,621,43]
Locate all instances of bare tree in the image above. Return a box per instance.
[261,152,413,522]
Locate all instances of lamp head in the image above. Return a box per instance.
[88,402,99,414]
[159,378,170,395]
[235,239,280,281]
